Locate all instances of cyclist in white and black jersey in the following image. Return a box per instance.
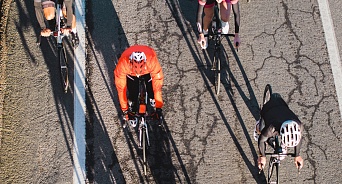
[196,0,241,49]
[256,93,304,170]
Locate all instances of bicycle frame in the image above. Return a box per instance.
[265,135,295,184]
[125,76,151,176]
[207,2,235,95]
[55,1,64,46]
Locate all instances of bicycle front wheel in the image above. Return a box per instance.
[214,51,221,95]
[58,45,69,93]
[142,127,147,175]
[267,157,279,184]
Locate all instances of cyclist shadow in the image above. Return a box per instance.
[122,107,182,183]
[86,0,133,183]
[221,37,267,182]
[15,0,83,182]
[149,118,190,184]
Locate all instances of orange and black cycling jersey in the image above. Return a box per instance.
[114,45,164,111]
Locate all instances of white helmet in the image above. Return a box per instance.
[129,51,146,63]
[280,120,301,147]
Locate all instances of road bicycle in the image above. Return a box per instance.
[206,1,236,95]
[124,76,159,176]
[37,0,72,93]
[258,84,296,184]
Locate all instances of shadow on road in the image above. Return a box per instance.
[168,0,266,183]
[86,0,188,183]
[19,0,77,177]
[86,0,126,183]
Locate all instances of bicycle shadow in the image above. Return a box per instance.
[169,0,265,183]
[13,0,80,182]
[148,118,191,184]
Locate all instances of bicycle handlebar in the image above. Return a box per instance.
[204,33,235,37]
[265,152,296,157]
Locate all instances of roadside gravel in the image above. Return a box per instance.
[0,0,12,149]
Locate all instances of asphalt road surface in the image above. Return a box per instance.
[1,0,342,183]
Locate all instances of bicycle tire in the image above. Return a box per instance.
[263,84,272,105]
[58,45,69,93]
[267,158,275,184]
[276,162,279,184]
[142,126,147,175]
[214,51,221,95]
[267,157,279,184]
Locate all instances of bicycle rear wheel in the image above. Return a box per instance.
[58,44,69,93]
[263,84,272,105]
[214,51,221,95]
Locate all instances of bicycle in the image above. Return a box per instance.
[206,1,236,95]
[258,84,296,184]
[124,76,161,176]
[37,0,71,93]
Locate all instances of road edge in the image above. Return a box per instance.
[0,0,13,149]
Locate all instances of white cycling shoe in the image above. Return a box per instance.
[221,21,229,34]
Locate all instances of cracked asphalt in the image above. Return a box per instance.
[1,0,342,183]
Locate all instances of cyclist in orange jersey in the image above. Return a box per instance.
[114,45,164,120]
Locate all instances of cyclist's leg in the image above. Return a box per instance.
[127,75,139,112]
[64,0,73,28]
[203,4,215,32]
[219,1,231,34]
[143,74,156,108]
[219,0,231,22]
[34,1,46,29]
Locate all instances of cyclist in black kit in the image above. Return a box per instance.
[255,93,304,170]
[196,0,241,49]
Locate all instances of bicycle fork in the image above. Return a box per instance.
[139,118,150,147]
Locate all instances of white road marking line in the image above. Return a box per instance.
[317,0,342,119]
[73,0,86,183]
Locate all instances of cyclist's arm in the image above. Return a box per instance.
[258,135,268,157]
[196,1,206,35]
[147,52,164,109]
[294,123,304,156]
[232,2,240,34]
[114,58,129,111]
[258,125,276,157]
[34,2,47,29]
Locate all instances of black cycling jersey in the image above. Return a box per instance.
[258,94,303,157]
[196,0,240,34]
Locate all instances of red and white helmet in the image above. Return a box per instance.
[129,51,146,75]
[280,120,302,147]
